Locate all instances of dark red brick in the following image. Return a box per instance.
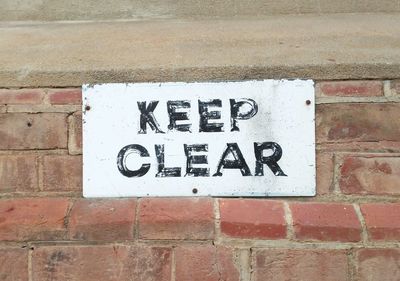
[0,88,44,104]
[290,202,361,242]
[219,199,286,239]
[139,198,214,240]
[360,203,400,241]
[316,80,383,97]
[68,199,136,241]
[48,88,81,105]
[0,198,70,241]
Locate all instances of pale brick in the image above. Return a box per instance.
[0,113,67,149]
[68,112,82,155]
[340,155,400,195]
[316,103,400,143]
[0,248,28,281]
[32,246,171,281]
[175,245,239,281]
[43,155,82,191]
[356,249,400,281]
[253,249,348,281]
[0,155,37,192]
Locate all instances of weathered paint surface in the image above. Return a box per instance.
[83,80,315,197]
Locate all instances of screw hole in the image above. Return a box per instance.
[27,122,32,127]
[306,100,311,105]
[85,105,91,111]
[192,188,198,194]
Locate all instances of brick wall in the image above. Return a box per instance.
[0,80,399,280]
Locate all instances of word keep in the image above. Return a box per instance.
[117,98,287,178]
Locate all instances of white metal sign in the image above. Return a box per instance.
[83,80,315,197]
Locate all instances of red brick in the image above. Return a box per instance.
[175,245,239,281]
[316,151,334,195]
[316,103,400,143]
[68,199,136,241]
[0,155,37,192]
[43,155,82,191]
[219,199,286,239]
[356,249,400,281]
[32,245,171,281]
[315,80,383,97]
[290,202,361,242]
[253,249,348,281]
[390,79,400,95]
[360,203,400,241]
[139,198,214,240]
[339,155,400,195]
[0,88,44,104]
[48,88,82,105]
[68,112,82,155]
[0,113,67,149]
[0,198,70,241]
[0,248,29,281]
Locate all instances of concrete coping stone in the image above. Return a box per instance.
[0,14,400,87]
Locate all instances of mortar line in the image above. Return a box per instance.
[0,239,399,249]
[347,248,357,281]
[134,198,140,241]
[63,198,76,237]
[170,246,176,281]
[28,246,33,281]
[1,193,400,202]
[315,97,400,104]
[332,153,342,194]
[0,148,70,153]
[42,88,50,105]
[353,203,368,244]
[237,248,251,281]
[4,105,80,114]
[67,114,72,155]
[249,248,254,281]
[213,198,222,243]
[37,155,44,192]
[0,191,82,199]
[283,201,294,240]
[383,80,392,97]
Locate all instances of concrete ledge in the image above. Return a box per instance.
[1,14,400,87]
[2,0,400,21]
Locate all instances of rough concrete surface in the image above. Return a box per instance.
[1,0,400,21]
[1,14,400,87]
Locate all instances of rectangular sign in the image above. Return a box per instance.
[83,80,315,197]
